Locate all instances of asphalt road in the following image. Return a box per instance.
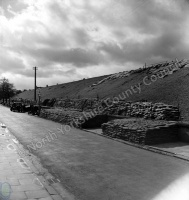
[0,105,189,200]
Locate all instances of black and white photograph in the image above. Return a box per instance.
[0,0,189,199]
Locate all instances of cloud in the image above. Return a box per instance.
[0,0,189,89]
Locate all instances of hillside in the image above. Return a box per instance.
[16,60,189,120]
[16,75,109,100]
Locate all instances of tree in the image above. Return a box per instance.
[0,78,15,103]
[15,90,22,95]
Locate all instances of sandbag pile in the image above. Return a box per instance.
[102,119,179,145]
[54,98,99,111]
[40,109,85,128]
[51,99,180,121]
[43,96,180,121]
[152,103,179,120]
[102,102,179,121]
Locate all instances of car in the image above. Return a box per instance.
[10,102,25,112]
[28,105,41,115]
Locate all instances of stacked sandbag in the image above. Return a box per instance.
[102,101,179,121]
[40,109,85,128]
[53,98,100,111]
[49,98,180,121]
[102,119,179,145]
[102,122,146,144]
[152,103,179,120]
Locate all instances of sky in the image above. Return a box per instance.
[0,0,189,90]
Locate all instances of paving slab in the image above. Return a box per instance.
[0,125,65,200]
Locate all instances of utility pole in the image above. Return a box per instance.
[33,66,38,102]
[38,89,41,105]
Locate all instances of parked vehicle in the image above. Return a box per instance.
[28,105,41,115]
[10,102,41,115]
[24,105,31,112]
[10,102,25,112]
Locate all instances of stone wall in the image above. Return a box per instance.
[102,119,179,145]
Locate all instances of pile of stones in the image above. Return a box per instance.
[102,119,179,145]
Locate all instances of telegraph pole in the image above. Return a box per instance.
[38,89,41,105]
[33,67,38,102]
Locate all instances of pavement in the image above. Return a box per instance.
[0,123,74,200]
[84,128,189,161]
[152,142,189,158]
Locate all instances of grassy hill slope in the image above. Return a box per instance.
[17,75,109,100]
[16,63,189,120]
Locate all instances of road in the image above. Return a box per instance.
[0,105,189,200]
